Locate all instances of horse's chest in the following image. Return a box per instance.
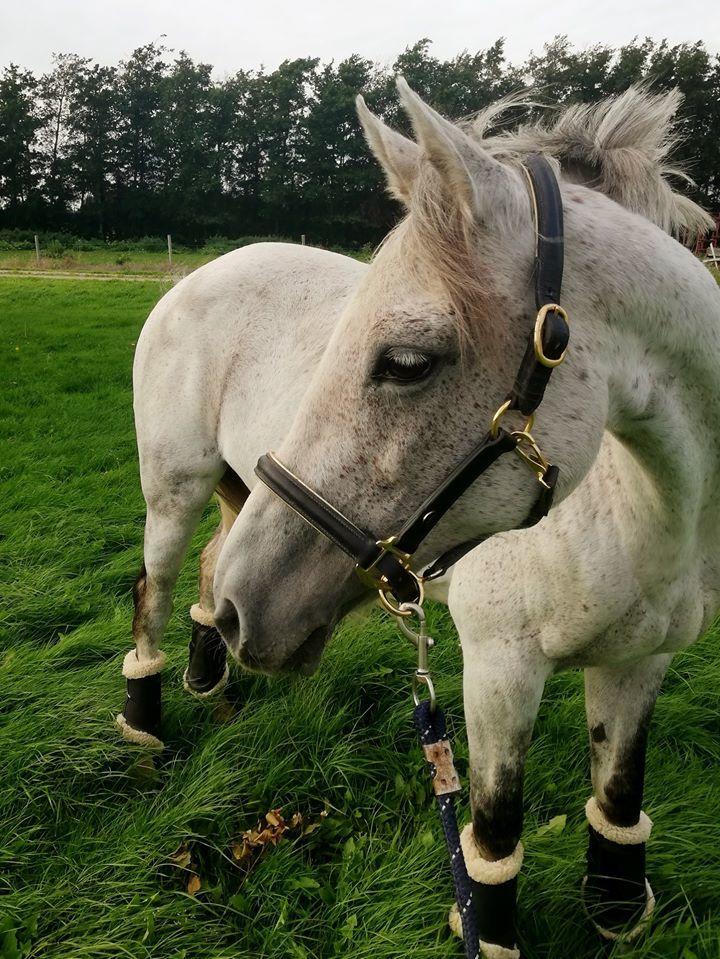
[544,573,708,668]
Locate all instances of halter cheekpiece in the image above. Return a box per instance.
[255,153,569,610]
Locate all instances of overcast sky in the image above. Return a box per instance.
[3,0,717,77]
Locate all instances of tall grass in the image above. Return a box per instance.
[1,277,720,957]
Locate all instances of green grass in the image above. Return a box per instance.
[0,241,371,277]
[2,276,720,958]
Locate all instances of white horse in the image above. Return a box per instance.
[120,81,719,957]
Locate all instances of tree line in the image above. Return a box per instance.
[0,37,718,247]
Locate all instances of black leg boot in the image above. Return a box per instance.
[451,824,523,958]
[116,650,166,749]
[583,797,655,943]
[184,605,229,698]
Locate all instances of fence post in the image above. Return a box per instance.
[34,234,40,264]
[167,234,173,268]
[301,234,306,246]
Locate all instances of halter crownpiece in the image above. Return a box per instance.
[255,153,569,609]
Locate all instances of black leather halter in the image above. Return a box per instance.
[255,154,569,608]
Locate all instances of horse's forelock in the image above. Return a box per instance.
[372,164,509,354]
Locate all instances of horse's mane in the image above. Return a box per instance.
[469,85,714,239]
[380,85,713,351]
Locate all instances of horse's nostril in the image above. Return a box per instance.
[214,600,240,648]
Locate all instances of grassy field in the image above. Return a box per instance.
[0,249,219,277]
[0,242,371,278]
[2,275,720,959]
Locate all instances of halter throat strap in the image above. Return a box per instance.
[254,153,568,604]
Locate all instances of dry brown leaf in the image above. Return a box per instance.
[230,807,329,865]
[257,827,278,844]
[168,843,192,869]
[230,840,252,863]
[187,874,201,896]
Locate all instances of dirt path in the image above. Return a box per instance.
[0,268,175,282]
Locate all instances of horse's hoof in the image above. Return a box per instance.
[582,875,655,943]
[448,905,521,959]
[183,663,230,699]
[184,616,229,698]
[118,649,165,749]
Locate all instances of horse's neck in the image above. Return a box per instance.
[584,208,720,543]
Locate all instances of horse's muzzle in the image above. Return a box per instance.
[214,596,330,675]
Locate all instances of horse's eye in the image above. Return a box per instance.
[374,347,435,383]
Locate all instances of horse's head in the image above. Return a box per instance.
[214,79,606,673]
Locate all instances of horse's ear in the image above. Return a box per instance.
[356,95,419,204]
[396,77,523,228]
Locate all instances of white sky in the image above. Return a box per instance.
[2,0,717,77]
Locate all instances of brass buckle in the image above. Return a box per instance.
[374,536,412,569]
[534,303,569,368]
[354,536,424,617]
[355,536,411,585]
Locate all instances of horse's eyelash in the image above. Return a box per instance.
[385,347,428,367]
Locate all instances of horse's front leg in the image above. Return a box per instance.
[458,636,552,959]
[582,654,669,941]
[117,470,218,748]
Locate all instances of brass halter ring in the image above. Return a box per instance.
[490,399,534,439]
[356,536,424,617]
[534,303,569,368]
[378,572,425,617]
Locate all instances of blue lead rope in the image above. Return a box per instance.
[414,700,480,959]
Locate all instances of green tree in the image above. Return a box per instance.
[64,63,120,237]
[257,57,319,235]
[0,37,717,242]
[525,35,613,102]
[154,52,221,235]
[645,42,720,202]
[606,38,655,91]
[37,53,88,220]
[0,64,42,220]
[117,44,167,190]
[113,43,168,234]
[303,55,381,243]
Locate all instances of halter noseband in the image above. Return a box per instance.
[255,154,569,612]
